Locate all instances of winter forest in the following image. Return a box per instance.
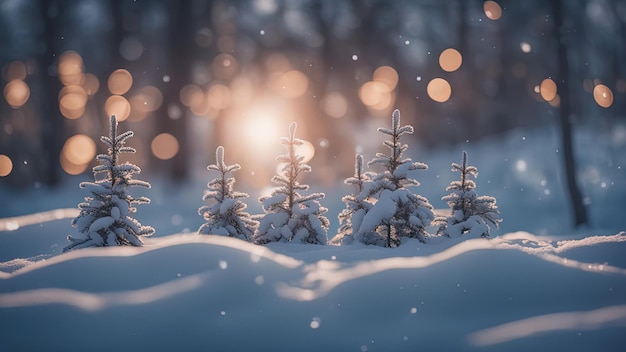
[1,1,626,351]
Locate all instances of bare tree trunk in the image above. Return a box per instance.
[551,0,588,226]
[38,0,63,186]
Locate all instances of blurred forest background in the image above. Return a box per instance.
[0,0,624,226]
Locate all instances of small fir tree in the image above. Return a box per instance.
[358,109,434,247]
[198,146,257,240]
[64,115,154,251]
[255,122,329,245]
[434,151,502,238]
[332,154,374,245]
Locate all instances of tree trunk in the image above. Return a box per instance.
[38,0,63,186]
[551,0,588,226]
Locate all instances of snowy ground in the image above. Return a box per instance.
[1,126,625,351]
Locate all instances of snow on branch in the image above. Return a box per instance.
[64,115,154,252]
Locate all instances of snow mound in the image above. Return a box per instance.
[1,219,625,351]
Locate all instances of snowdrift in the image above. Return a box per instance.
[1,212,625,352]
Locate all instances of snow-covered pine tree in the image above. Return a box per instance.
[64,115,154,251]
[332,154,374,245]
[198,146,257,240]
[358,109,434,247]
[254,122,329,245]
[434,151,502,238]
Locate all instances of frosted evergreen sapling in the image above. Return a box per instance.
[198,146,257,240]
[255,122,329,244]
[358,109,434,247]
[434,151,502,237]
[333,154,373,245]
[64,115,154,251]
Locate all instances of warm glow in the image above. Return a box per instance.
[520,42,532,53]
[265,53,291,73]
[151,133,180,160]
[540,78,557,102]
[593,84,614,108]
[548,94,560,108]
[439,48,463,72]
[131,86,163,112]
[322,92,348,118]
[207,84,232,110]
[484,1,502,20]
[427,78,452,103]
[82,73,100,95]
[0,154,13,177]
[60,153,88,175]
[230,76,254,105]
[3,79,30,108]
[241,101,285,154]
[212,53,239,79]
[180,84,204,108]
[62,134,96,165]
[59,85,87,119]
[105,95,131,121]
[58,51,84,86]
[108,69,133,95]
[61,134,96,175]
[359,81,391,108]
[373,66,399,91]
[295,139,315,164]
[275,70,309,99]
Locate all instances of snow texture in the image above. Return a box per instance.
[356,109,434,247]
[64,115,154,251]
[1,219,625,351]
[255,122,329,244]
[198,146,257,240]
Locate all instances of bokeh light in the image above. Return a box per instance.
[105,95,131,121]
[59,85,87,119]
[483,1,502,20]
[359,81,392,109]
[373,66,399,91]
[593,84,614,108]
[58,51,84,86]
[520,42,532,53]
[3,79,30,108]
[82,73,100,95]
[60,134,96,175]
[427,78,452,103]
[439,48,463,72]
[295,139,315,163]
[207,84,232,110]
[151,133,180,160]
[131,85,164,113]
[212,53,239,80]
[180,84,204,108]
[322,92,348,118]
[273,70,309,99]
[0,154,13,177]
[108,69,133,95]
[540,78,557,102]
[62,135,96,165]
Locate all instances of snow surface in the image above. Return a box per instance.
[1,210,625,351]
[1,127,626,351]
